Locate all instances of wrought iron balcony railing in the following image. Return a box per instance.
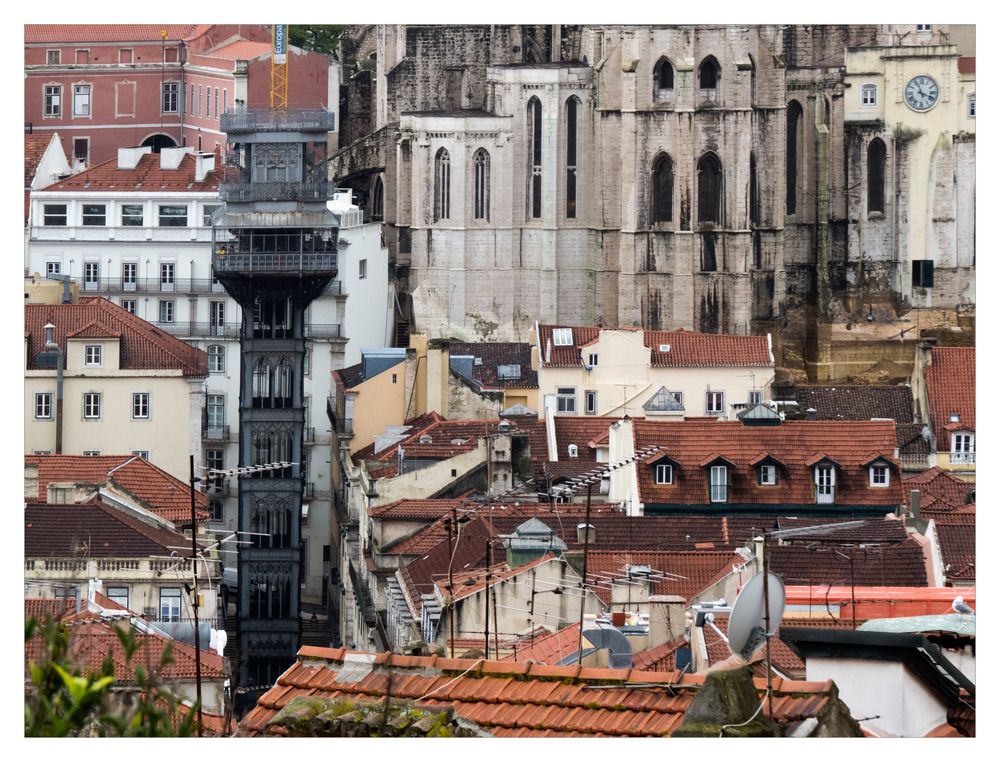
[71,277,227,295]
[202,424,231,442]
[213,251,337,274]
[221,107,336,134]
[155,321,243,338]
[218,180,332,203]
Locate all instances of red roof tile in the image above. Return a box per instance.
[449,342,539,390]
[368,498,468,520]
[585,550,743,603]
[25,133,54,189]
[925,347,975,445]
[26,454,207,523]
[40,151,221,193]
[25,501,200,558]
[936,523,975,584]
[904,467,974,512]
[635,419,903,508]
[25,298,207,377]
[551,416,617,462]
[209,39,272,60]
[238,647,844,737]
[768,538,929,587]
[25,25,202,44]
[24,615,226,683]
[502,623,582,664]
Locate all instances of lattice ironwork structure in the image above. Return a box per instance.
[213,106,337,711]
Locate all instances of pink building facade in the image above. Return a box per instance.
[25,24,338,167]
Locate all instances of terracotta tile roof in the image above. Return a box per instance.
[25,501,199,558]
[536,324,601,366]
[25,298,207,377]
[24,616,226,683]
[208,39,272,60]
[332,361,365,390]
[502,623,582,664]
[366,419,508,462]
[351,412,445,465]
[25,133,53,188]
[368,498,468,520]
[445,554,560,602]
[904,467,974,512]
[398,517,495,608]
[24,597,78,623]
[585,550,743,604]
[925,347,975,445]
[449,342,539,389]
[936,523,975,584]
[644,330,772,367]
[40,152,221,193]
[767,538,929,587]
[551,416,617,462]
[26,454,207,523]
[773,383,914,422]
[238,647,842,737]
[958,56,975,74]
[635,419,904,508]
[895,423,932,456]
[25,25,201,44]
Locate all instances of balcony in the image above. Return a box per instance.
[68,276,228,295]
[303,426,316,443]
[302,323,343,339]
[218,180,332,203]
[303,482,315,499]
[205,478,231,497]
[221,107,336,134]
[949,452,976,465]
[155,322,242,338]
[335,417,354,437]
[202,423,231,442]
[213,250,336,275]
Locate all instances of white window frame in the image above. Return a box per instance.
[861,83,877,108]
[83,261,100,289]
[46,261,61,276]
[208,345,225,373]
[120,299,136,315]
[73,83,91,117]
[132,392,150,419]
[43,203,67,226]
[359,259,367,279]
[131,450,149,459]
[206,394,226,430]
[706,390,724,415]
[159,588,182,622]
[159,262,175,291]
[749,390,763,406]
[158,300,175,324]
[969,93,976,119]
[585,390,598,415]
[202,204,220,226]
[121,261,137,290]
[121,204,144,226]
[759,464,777,486]
[916,24,932,32]
[950,432,975,464]
[84,345,103,367]
[161,81,180,114]
[552,328,573,346]
[869,464,890,487]
[709,465,727,502]
[43,84,62,117]
[35,392,53,420]
[81,203,106,226]
[556,387,577,414]
[83,392,102,419]
[815,465,836,504]
[106,586,129,608]
[82,450,101,456]
[158,205,188,227]
[655,463,673,485]
[587,353,598,367]
[46,49,61,65]
[72,137,90,165]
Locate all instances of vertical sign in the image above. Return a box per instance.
[273,24,288,64]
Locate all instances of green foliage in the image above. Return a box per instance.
[24,616,199,737]
[289,26,344,58]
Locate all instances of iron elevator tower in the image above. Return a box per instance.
[213,106,337,707]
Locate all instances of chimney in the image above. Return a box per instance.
[117,146,152,170]
[159,146,194,170]
[195,152,216,182]
[909,489,922,521]
[806,407,818,420]
[530,343,539,372]
[24,463,39,501]
[647,595,686,648]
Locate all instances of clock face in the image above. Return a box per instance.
[905,75,939,111]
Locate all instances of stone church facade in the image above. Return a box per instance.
[331,24,974,342]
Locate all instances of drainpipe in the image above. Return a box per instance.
[179,40,187,147]
[44,323,63,454]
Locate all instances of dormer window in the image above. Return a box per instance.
[709,465,727,502]
[553,328,573,346]
[814,464,836,504]
[84,345,102,367]
[951,432,975,465]
[869,464,890,487]
[758,465,777,486]
[655,463,673,485]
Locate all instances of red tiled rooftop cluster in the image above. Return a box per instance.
[25,298,208,377]
[925,347,975,445]
[238,647,840,737]
[25,133,53,188]
[41,152,221,193]
[26,454,207,523]
[25,25,203,44]
[584,550,743,604]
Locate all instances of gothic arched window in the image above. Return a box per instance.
[473,148,490,221]
[433,148,450,222]
[697,153,723,224]
[527,97,542,219]
[566,96,580,218]
[786,100,803,215]
[651,153,674,223]
[868,138,886,214]
[698,56,721,95]
[654,57,674,92]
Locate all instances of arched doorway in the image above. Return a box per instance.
[140,134,177,153]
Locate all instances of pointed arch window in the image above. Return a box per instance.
[274,358,293,408]
[654,57,674,91]
[750,153,760,227]
[372,176,384,220]
[651,153,674,223]
[867,138,886,214]
[566,96,579,218]
[527,97,542,219]
[252,359,272,409]
[697,153,723,224]
[749,55,757,104]
[473,148,490,221]
[786,100,803,215]
[698,56,721,99]
[433,148,450,221]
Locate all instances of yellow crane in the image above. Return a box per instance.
[271,24,288,110]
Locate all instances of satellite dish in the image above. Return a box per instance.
[727,572,785,660]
